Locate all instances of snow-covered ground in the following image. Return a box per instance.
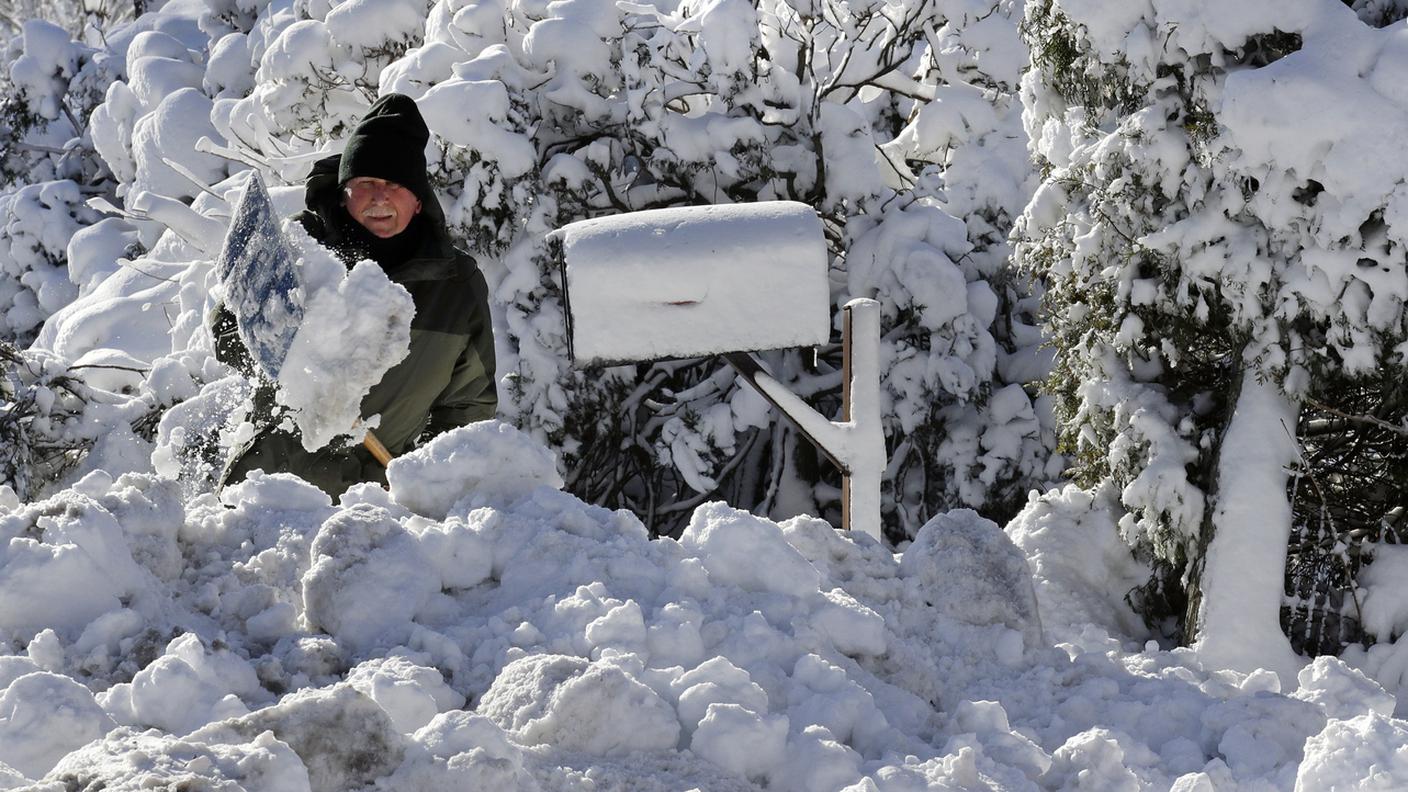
[5,0,1408,788]
[1,424,1406,790]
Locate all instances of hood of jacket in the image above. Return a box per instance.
[301,153,460,266]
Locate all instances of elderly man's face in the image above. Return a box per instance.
[343,177,422,238]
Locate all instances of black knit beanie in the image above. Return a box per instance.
[338,93,434,204]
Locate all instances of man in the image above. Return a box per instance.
[214,93,497,496]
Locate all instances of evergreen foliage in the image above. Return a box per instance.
[1016,0,1408,644]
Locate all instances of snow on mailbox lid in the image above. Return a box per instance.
[559,201,831,367]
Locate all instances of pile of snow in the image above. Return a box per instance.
[2,424,1407,789]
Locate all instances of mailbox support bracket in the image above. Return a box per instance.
[725,298,885,539]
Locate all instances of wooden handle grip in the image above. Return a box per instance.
[363,429,393,467]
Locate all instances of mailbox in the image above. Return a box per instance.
[558,201,831,367]
[555,202,884,540]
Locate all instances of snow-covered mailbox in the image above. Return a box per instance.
[558,202,886,539]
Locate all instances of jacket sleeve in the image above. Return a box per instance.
[425,266,497,436]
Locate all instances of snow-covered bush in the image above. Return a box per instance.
[0,20,121,343]
[0,341,157,501]
[373,0,1057,537]
[205,0,433,170]
[0,20,112,186]
[1015,0,1408,659]
[8,0,1056,535]
[0,342,91,500]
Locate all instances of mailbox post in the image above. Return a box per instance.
[557,202,886,540]
[722,298,884,537]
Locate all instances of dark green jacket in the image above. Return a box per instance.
[215,156,496,496]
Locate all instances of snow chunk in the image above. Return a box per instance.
[780,725,863,792]
[415,709,517,759]
[901,509,1044,649]
[302,504,439,653]
[407,515,493,590]
[1296,712,1408,792]
[1201,690,1326,779]
[954,699,1051,782]
[479,654,680,755]
[811,587,887,657]
[1006,486,1150,642]
[0,672,115,778]
[1292,656,1396,722]
[268,220,415,451]
[646,601,706,669]
[0,496,148,640]
[0,657,41,691]
[691,703,789,784]
[679,502,822,597]
[43,728,310,792]
[584,599,647,654]
[99,633,264,736]
[277,254,415,451]
[673,656,770,739]
[1041,728,1145,792]
[409,710,539,790]
[191,684,404,792]
[347,655,465,734]
[787,654,890,756]
[388,420,563,519]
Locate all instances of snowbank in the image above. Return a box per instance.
[1,426,1405,789]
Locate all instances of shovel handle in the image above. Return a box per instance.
[363,429,394,467]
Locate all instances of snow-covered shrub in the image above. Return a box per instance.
[0,21,122,343]
[16,0,1056,537]
[376,0,1056,538]
[203,0,434,170]
[0,183,94,342]
[1346,0,1408,26]
[1015,0,1408,656]
[0,340,161,501]
[0,20,113,186]
[0,342,100,499]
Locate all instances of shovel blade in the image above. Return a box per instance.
[216,170,301,381]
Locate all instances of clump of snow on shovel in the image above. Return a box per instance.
[276,221,413,451]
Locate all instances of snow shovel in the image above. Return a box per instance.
[216,170,394,467]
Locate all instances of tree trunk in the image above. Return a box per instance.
[1192,369,1302,687]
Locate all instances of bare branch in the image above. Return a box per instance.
[1304,397,1408,438]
